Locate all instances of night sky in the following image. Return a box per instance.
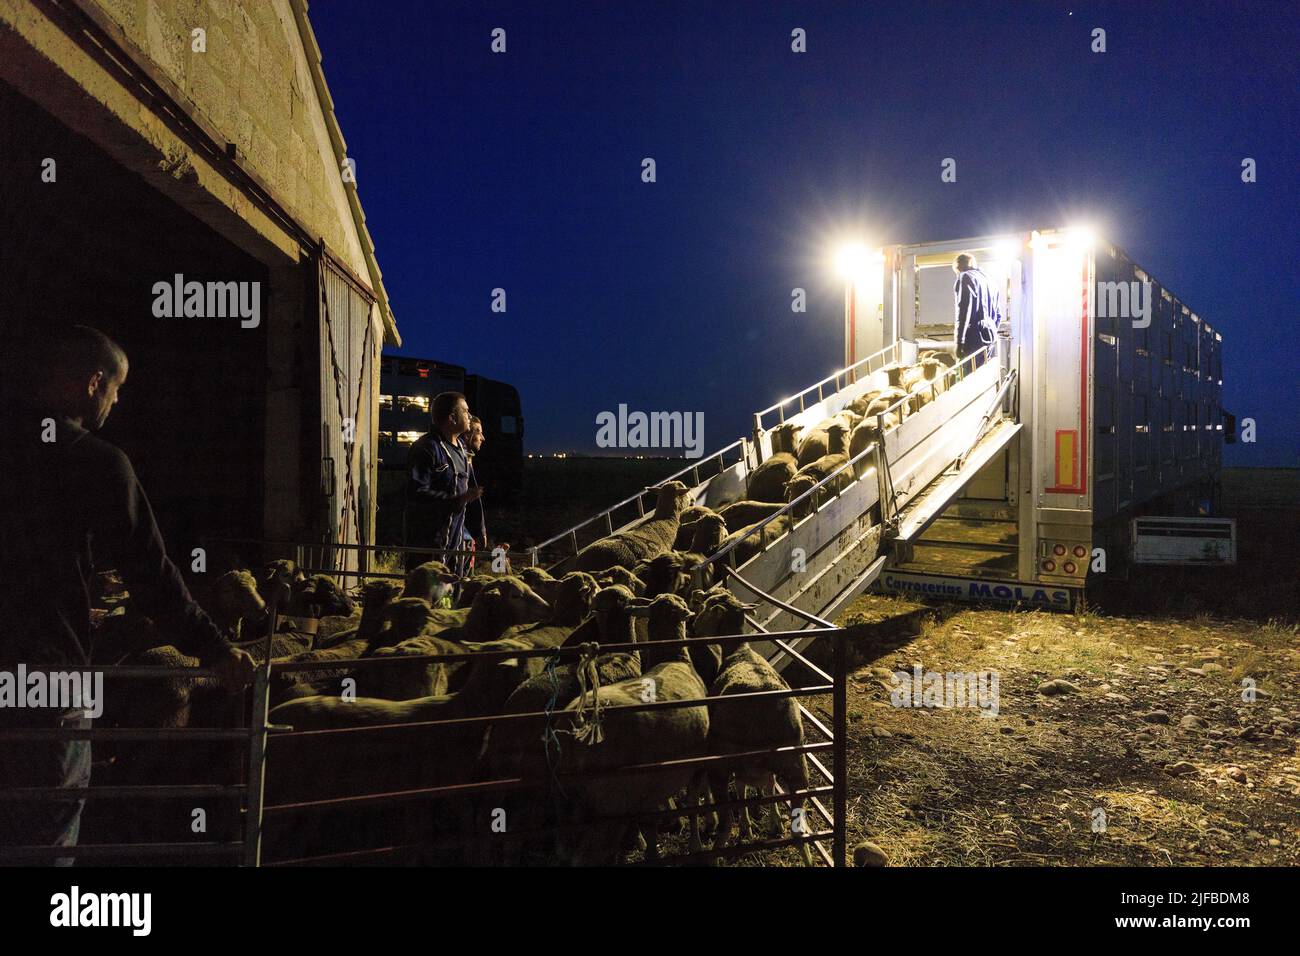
[310,1,1298,465]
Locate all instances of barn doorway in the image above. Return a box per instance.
[0,77,269,554]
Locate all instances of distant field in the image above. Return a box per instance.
[1221,467,1300,511]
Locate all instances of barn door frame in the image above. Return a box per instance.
[313,240,378,575]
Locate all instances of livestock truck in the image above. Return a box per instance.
[377,354,524,501]
[846,227,1233,608]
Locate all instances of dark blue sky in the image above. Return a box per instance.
[312,0,1298,465]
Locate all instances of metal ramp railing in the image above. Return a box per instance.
[695,347,1018,669]
[528,341,1018,668]
[528,341,910,570]
[527,439,752,570]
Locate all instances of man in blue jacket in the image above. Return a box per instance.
[952,253,1001,367]
[403,391,483,577]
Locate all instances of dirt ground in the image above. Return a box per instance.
[755,595,1300,867]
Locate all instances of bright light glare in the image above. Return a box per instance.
[991,239,1020,262]
[834,243,881,282]
[1067,224,1097,250]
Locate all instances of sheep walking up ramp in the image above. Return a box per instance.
[716,354,1016,670]
[532,341,1018,671]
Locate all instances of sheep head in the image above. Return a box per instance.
[627,591,692,633]
[850,420,882,455]
[826,422,851,455]
[257,559,302,609]
[595,566,646,596]
[358,580,404,638]
[403,560,460,605]
[468,577,551,635]
[769,422,802,456]
[692,589,758,656]
[784,475,819,518]
[641,552,691,598]
[517,565,556,596]
[650,480,692,519]
[362,578,404,609]
[677,504,713,526]
[589,585,647,644]
[516,569,560,607]
[553,571,599,622]
[213,569,265,623]
[784,473,818,503]
[689,513,728,555]
[628,593,696,670]
[689,584,728,614]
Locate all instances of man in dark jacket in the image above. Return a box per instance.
[952,252,1000,366]
[0,326,255,862]
[403,391,482,577]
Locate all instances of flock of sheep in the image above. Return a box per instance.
[92,353,956,864]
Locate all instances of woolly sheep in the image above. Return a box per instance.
[454,563,517,608]
[849,417,894,479]
[788,424,851,493]
[782,474,821,519]
[476,585,648,860]
[708,640,812,864]
[673,504,720,550]
[861,387,908,420]
[719,499,786,532]
[453,576,600,715]
[257,559,302,608]
[745,452,798,504]
[794,422,833,467]
[884,363,910,389]
[271,595,428,706]
[287,574,354,619]
[639,552,691,600]
[570,480,691,574]
[919,349,957,368]
[639,515,727,603]
[798,419,850,468]
[358,580,551,700]
[208,569,267,642]
[498,571,600,650]
[554,594,710,864]
[314,579,404,650]
[768,422,801,456]
[516,565,558,604]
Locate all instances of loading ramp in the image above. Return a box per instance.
[531,339,1020,672]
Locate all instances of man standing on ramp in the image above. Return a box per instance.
[952,252,1000,367]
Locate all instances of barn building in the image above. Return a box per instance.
[0,0,397,570]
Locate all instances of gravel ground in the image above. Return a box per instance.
[746,597,1299,867]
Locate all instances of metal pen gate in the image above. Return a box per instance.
[316,243,379,578]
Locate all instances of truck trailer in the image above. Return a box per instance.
[846,227,1230,607]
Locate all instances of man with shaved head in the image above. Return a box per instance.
[0,325,254,862]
